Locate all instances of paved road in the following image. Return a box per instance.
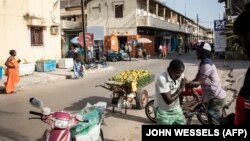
[0,52,248,141]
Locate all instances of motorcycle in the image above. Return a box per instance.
[144,87,208,125]
[29,97,106,141]
[145,87,235,125]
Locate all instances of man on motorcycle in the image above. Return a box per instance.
[154,59,186,125]
[233,7,250,125]
[185,42,227,125]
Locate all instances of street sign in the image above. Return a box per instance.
[214,20,226,52]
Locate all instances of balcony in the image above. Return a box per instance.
[60,20,82,29]
[136,16,194,34]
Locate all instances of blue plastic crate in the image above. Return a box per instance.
[36,60,56,72]
[0,66,2,79]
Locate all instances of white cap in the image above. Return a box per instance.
[197,42,211,52]
[74,48,79,53]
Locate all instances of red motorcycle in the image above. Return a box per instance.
[29,97,106,141]
[144,87,208,125]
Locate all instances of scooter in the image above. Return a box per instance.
[29,97,106,141]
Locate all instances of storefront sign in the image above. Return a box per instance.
[78,32,94,47]
[214,20,226,52]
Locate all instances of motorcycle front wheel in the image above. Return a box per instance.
[195,103,209,125]
[145,99,156,123]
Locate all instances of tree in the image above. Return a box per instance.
[220,3,245,53]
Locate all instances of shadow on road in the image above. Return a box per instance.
[105,109,152,124]
[0,127,31,141]
[64,96,154,124]
[104,139,117,141]
[64,96,111,111]
[0,86,5,94]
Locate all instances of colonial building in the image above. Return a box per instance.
[60,0,211,58]
[206,29,214,43]
[86,0,212,57]
[0,0,61,66]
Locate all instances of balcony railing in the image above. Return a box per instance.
[136,16,194,34]
[60,20,82,29]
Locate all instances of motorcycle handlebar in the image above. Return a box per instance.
[29,111,43,116]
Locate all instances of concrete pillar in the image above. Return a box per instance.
[156,4,158,16]
[163,8,166,20]
[170,11,173,23]
[147,0,149,26]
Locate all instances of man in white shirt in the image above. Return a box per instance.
[154,59,186,125]
[159,44,162,58]
[127,43,132,61]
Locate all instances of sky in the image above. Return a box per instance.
[161,0,225,29]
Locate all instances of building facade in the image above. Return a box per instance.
[0,0,61,66]
[60,0,211,58]
[86,0,210,57]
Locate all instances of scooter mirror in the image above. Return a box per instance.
[29,97,44,109]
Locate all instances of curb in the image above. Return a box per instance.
[1,66,115,93]
[85,66,114,74]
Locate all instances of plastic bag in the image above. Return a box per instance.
[70,102,105,136]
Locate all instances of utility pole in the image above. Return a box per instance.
[197,14,199,41]
[185,3,186,16]
[81,0,87,64]
[173,0,175,10]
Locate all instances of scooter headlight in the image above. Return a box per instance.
[54,119,69,129]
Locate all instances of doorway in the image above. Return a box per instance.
[118,36,127,51]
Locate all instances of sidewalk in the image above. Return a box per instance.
[0,55,249,95]
[211,59,250,113]
[0,65,114,93]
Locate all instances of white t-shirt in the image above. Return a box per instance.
[154,70,184,111]
[159,45,162,50]
[128,45,132,52]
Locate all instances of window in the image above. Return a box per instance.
[115,4,123,18]
[31,27,43,46]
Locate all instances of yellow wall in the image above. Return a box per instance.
[0,0,61,66]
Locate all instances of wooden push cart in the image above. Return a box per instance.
[97,71,154,114]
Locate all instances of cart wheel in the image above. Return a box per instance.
[136,89,149,109]
[112,58,117,62]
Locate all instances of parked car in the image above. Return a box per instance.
[106,50,128,62]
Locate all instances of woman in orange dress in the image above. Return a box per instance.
[4,50,21,94]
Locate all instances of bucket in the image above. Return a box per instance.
[0,66,3,79]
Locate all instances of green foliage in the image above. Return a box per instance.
[226,42,244,53]
[221,4,245,53]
